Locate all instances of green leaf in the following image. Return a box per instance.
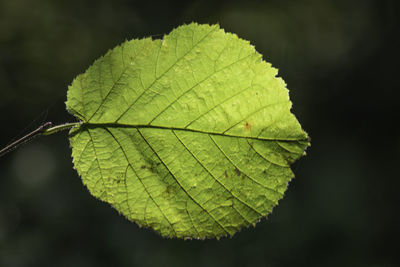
[66,23,309,239]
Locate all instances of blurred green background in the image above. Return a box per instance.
[0,0,398,266]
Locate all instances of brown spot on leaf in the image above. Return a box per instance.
[141,165,146,169]
[235,168,241,176]
[149,163,157,172]
[244,121,252,131]
[224,170,229,178]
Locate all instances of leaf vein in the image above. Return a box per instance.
[185,200,201,237]
[172,130,260,222]
[88,67,130,122]
[80,122,307,142]
[105,128,177,236]
[246,139,289,168]
[137,128,231,236]
[148,54,254,124]
[184,85,253,128]
[115,27,218,123]
[87,129,108,201]
[209,134,281,199]
[222,101,288,134]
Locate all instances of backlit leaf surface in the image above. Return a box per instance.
[66,23,309,239]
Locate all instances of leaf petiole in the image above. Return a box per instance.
[42,122,80,135]
[0,121,80,157]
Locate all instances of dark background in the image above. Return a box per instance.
[0,0,398,266]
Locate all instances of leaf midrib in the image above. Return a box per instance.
[76,122,308,142]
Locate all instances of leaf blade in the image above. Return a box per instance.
[67,23,310,239]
